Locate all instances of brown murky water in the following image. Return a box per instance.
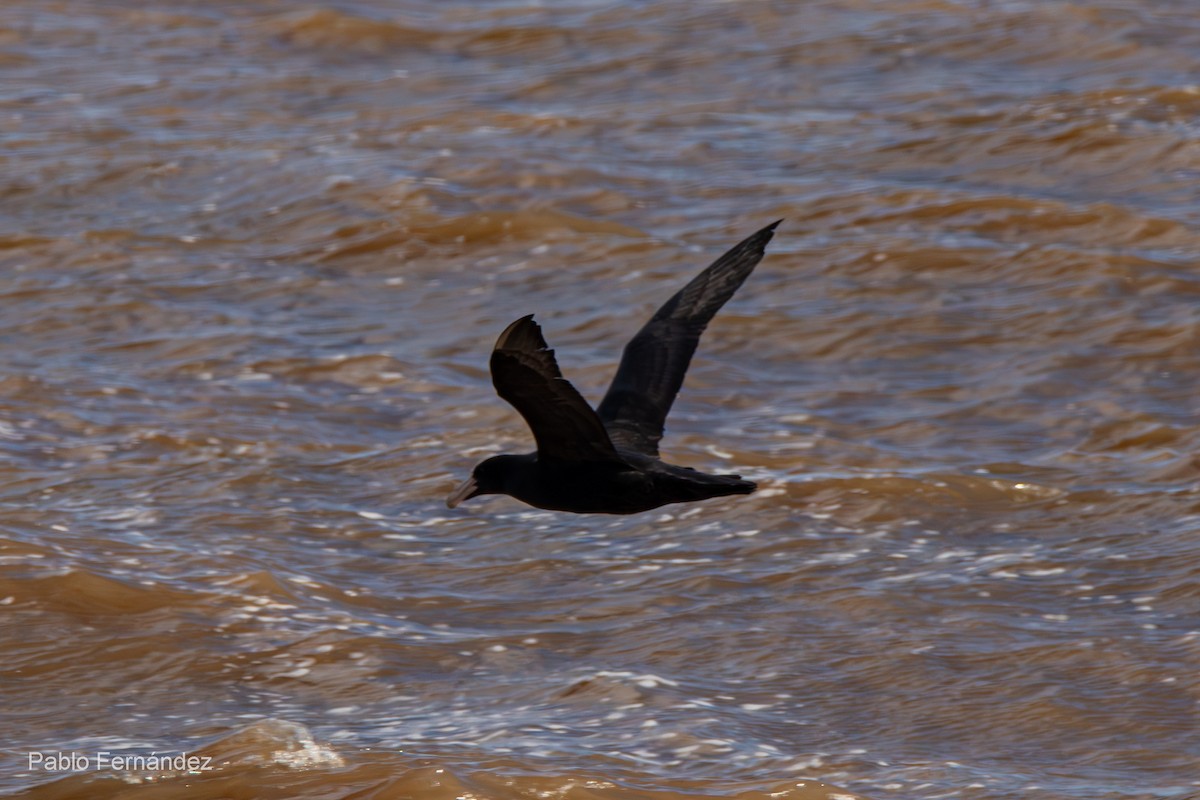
[3,1,1199,798]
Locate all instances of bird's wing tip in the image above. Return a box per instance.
[495,314,547,352]
[747,219,782,246]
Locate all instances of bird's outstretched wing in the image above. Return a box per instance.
[596,220,780,456]
[490,315,626,464]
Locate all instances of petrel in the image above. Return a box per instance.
[447,220,780,514]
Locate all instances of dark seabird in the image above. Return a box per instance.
[447,220,780,514]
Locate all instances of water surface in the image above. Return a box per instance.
[2,1,1199,798]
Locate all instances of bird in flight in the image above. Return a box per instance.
[447,220,780,514]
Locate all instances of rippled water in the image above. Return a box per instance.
[3,1,1199,798]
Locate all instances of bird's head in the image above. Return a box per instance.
[445,454,528,508]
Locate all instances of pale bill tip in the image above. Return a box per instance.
[446,476,477,509]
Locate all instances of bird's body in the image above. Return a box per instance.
[468,451,754,515]
[447,221,780,515]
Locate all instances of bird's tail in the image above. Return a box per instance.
[708,473,757,496]
[673,469,757,500]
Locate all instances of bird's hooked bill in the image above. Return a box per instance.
[446,475,478,508]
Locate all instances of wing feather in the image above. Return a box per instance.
[490,315,625,464]
[596,221,780,455]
